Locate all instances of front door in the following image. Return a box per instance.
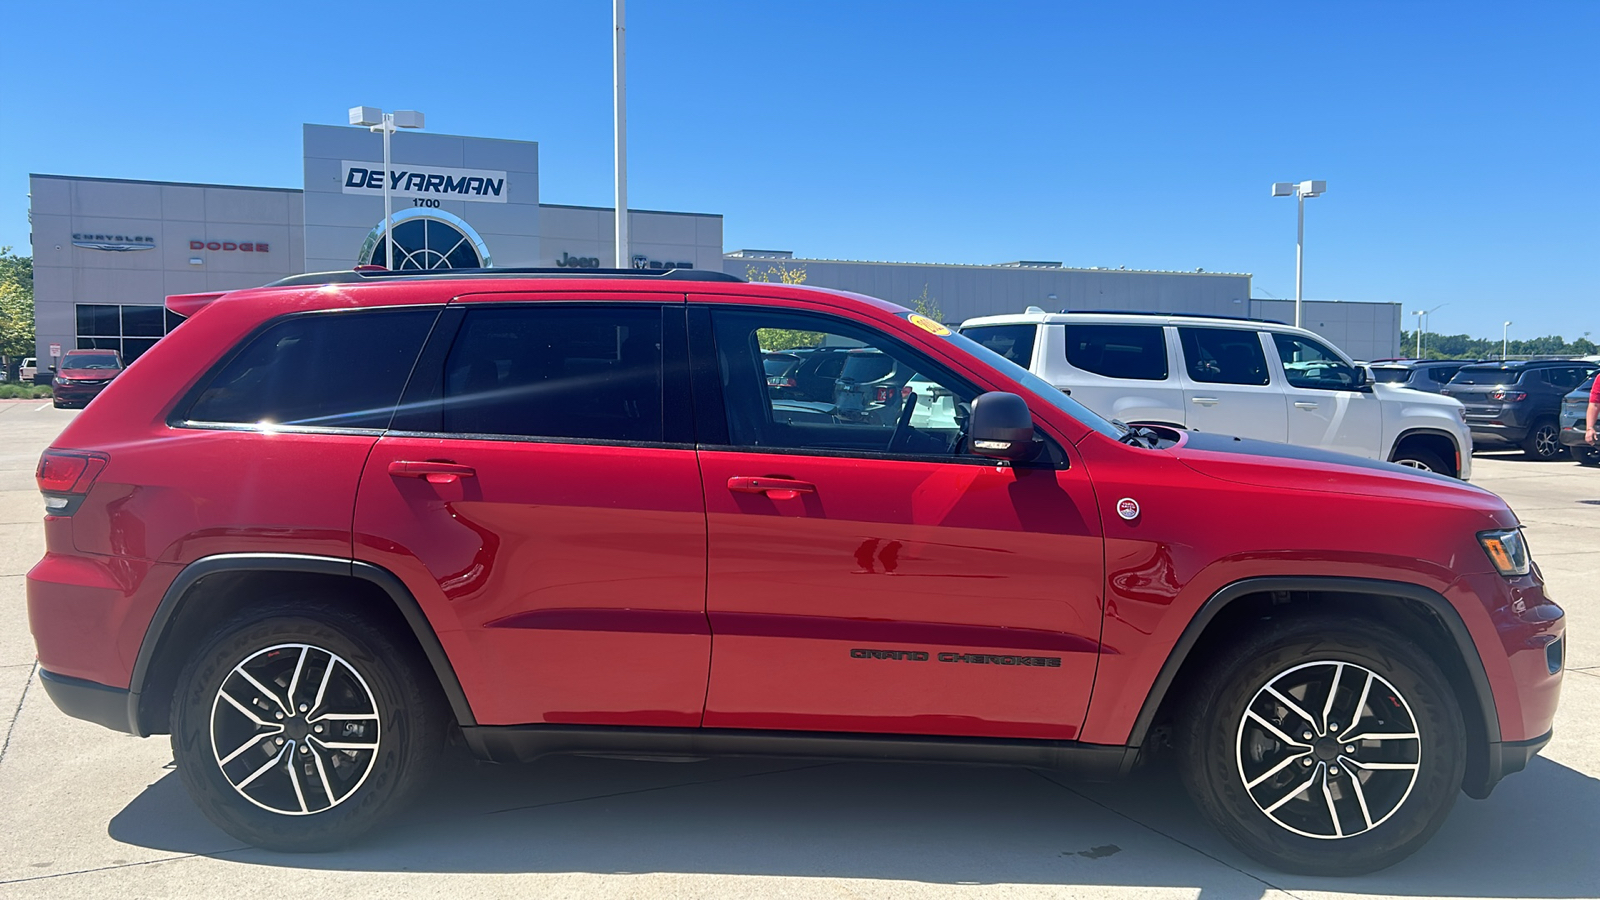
[353,299,710,728]
[1176,325,1288,441]
[1271,332,1383,458]
[694,305,1105,740]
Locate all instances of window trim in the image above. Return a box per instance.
[1271,332,1364,393]
[168,304,446,433]
[693,304,1066,468]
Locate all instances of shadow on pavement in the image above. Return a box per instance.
[108,745,1600,896]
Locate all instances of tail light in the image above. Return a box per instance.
[1489,390,1527,402]
[874,386,891,403]
[36,449,109,515]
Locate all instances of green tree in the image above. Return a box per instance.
[1399,328,1599,361]
[746,262,823,350]
[0,248,35,378]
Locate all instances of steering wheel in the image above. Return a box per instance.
[887,390,918,453]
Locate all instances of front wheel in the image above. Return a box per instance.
[171,602,446,851]
[1179,616,1465,875]
[1391,449,1448,475]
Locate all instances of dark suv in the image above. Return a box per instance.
[1366,359,1473,394]
[1442,360,1599,459]
[28,268,1562,875]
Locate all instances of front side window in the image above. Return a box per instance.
[1272,333,1362,390]
[1178,327,1271,386]
[712,309,977,456]
[1064,324,1168,380]
[959,324,1037,367]
[430,305,663,442]
[186,308,439,429]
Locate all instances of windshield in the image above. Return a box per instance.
[62,355,121,370]
[1369,367,1412,384]
[934,324,1125,439]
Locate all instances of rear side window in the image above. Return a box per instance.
[959,325,1037,367]
[185,308,439,429]
[1427,365,1460,384]
[1063,324,1167,380]
[432,305,664,443]
[1178,327,1270,386]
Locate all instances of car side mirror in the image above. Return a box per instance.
[968,392,1042,461]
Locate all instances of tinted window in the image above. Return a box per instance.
[434,306,663,442]
[1178,327,1270,386]
[75,304,120,337]
[1427,365,1461,384]
[1064,324,1168,380]
[1450,366,1518,386]
[1370,367,1412,384]
[959,325,1037,367]
[1272,333,1361,390]
[61,354,120,370]
[186,308,438,429]
[713,309,977,456]
[121,305,165,337]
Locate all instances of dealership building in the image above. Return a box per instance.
[27,124,1401,367]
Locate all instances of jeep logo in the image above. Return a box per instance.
[556,252,601,269]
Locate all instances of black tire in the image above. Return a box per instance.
[1390,448,1449,475]
[1569,444,1600,466]
[1522,418,1561,460]
[170,600,447,851]
[51,399,63,409]
[1178,616,1465,876]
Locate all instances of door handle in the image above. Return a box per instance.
[1294,401,1319,410]
[389,460,477,484]
[1191,397,1219,406]
[728,476,816,500]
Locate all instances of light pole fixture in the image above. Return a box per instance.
[1271,180,1326,328]
[1411,303,1446,358]
[349,106,426,270]
[613,0,629,269]
[1503,321,1513,360]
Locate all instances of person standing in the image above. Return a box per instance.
[1588,371,1599,446]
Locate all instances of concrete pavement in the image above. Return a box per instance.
[1,399,1596,899]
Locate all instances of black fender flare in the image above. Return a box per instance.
[1388,427,1462,462]
[1122,575,1504,796]
[128,553,476,735]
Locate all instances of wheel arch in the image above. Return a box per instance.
[128,553,476,736]
[1389,428,1462,477]
[1126,575,1505,798]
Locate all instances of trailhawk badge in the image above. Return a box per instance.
[1116,498,1141,520]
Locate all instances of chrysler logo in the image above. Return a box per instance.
[71,233,155,252]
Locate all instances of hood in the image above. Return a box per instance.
[1168,431,1511,519]
[1372,383,1461,406]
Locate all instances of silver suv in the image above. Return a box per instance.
[959,311,1472,478]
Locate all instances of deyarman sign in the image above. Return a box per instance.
[341,161,508,203]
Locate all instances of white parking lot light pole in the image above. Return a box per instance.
[613,0,629,269]
[1271,180,1326,328]
[1503,321,1513,360]
[1413,311,1425,357]
[349,107,426,270]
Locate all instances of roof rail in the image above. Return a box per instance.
[1059,309,1286,325]
[266,267,744,288]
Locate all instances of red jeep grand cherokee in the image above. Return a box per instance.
[27,268,1562,874]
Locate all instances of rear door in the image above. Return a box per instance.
[1049,322,1186,427]
[353,296,710,728]
[1271,332,1383,458]
[1175,326,1288,441]
[693,303,1105,740]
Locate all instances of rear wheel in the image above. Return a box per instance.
[1522,418,1561,460]
[1179,616,1464,875]
[171,601,446,851]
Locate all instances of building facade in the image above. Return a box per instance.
[26,123,1399,367]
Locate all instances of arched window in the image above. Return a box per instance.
[357,208,492,270]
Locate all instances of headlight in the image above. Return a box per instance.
[1478,528,1532,577]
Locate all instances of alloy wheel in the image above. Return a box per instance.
[1394,459,1433,472]
[1235,660,1421,840]
[1533,425,1560,458]
[210,643,381,816]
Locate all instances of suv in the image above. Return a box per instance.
[1559,373,1597,465]
[28,268,1561,875]
[50,348,124,408]
[1441,360,1599,460]
[1366,359,1473,394]
[959,312,1472,478]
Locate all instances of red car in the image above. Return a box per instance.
[51,348,124,408]
[27,268,1562,874]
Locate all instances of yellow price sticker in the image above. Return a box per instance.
[908,314,951,336]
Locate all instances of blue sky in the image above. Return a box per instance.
[1,1,1594,340]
